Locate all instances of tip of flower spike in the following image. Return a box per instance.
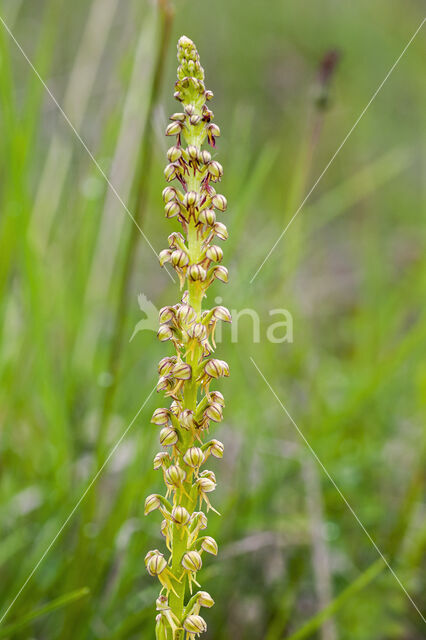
[177,35,198,60]
[178,35,195,49]
[177,35,204,83]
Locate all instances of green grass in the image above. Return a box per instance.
[0,0,425,638]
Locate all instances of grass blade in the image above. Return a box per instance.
[0,588,90,638]
[284,560,385,640]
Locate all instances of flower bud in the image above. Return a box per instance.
[201,536,218,555]
[162,186,178,203]
[181,98,193,110]
[165,121,183,136]
[171,505,191,525]
[160,518,169,538]
[158,356,176,375]
[164,163,179,181]
[196,591,215,608]
[145,549,157,561]
[156,594,169,611]
[206,123,220,146]
[165,464,186,487]
[157,324,174,342]
[158,249,172,266]
[164,200,180,218]
[205,89,214,100]
[182,550,202,572]
[144,494,161,515]
[171,249,189,268]
[203,106,213,120]
[159,426,178,446]
[200,150,211,165]
[189,114,202,125]
[187,144,199,159]
[183,446,205,468]
[200,469,216,481]
[212,265,228,283]
[169,400,181,415]
[183,615,207,634]
[173,362,192,380]
[167,146,182,162]
[205,402,223,423]
[210,390,225,406]
[204,359,225,379]
[207,161,223,179]
[168,231,185,247]
[159,306,175,323]
[170,112,186,122]
[198,208,216,226]
[176,304,197,326]
[213,221,228,240]
[208,123,220,137]
[219,359,230,376]
[208,439,224,458]
[156,375,173,393]
[205,245,223,262]
[153,451,170,470]
[181,409,195,430]
[189,264,207,281]
[197,476,216,493]
[211,306,231,323]
[190,511,208,530]
[212,194,227,211]
[145,550,167,576]
[151,407,170,426]
[183,191,199,208]
[187,323,207,341]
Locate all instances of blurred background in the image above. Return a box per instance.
[0,0,425,638]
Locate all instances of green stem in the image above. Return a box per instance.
[168,219,204,637]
